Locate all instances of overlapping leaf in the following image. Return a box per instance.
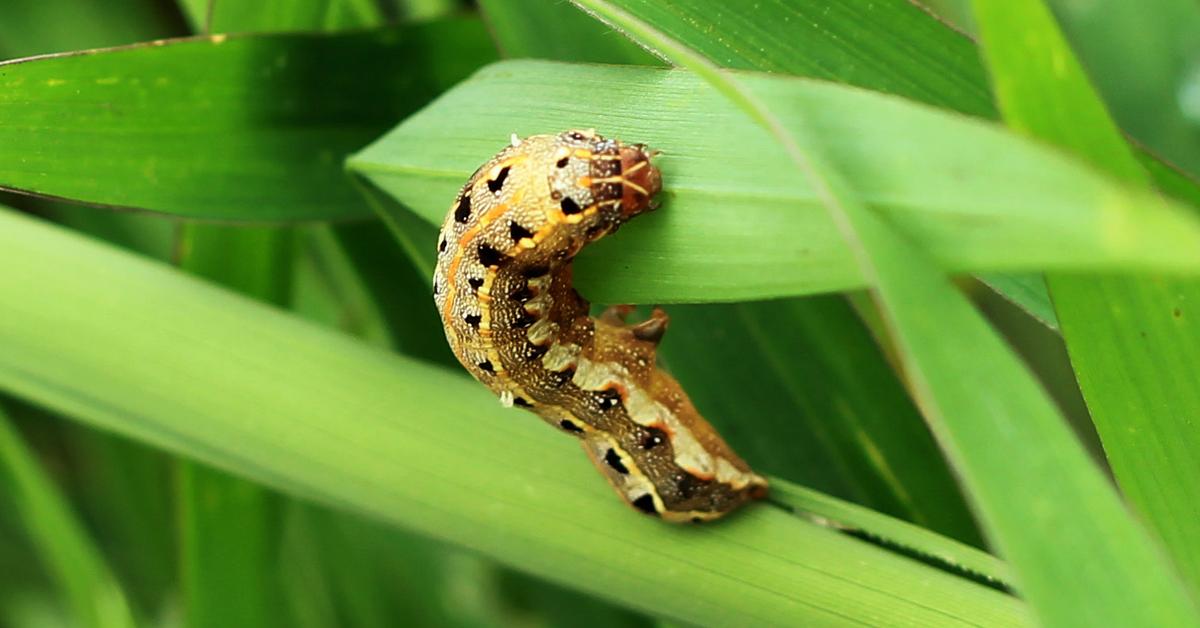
[0,21,494,220]
[351,60,1200,304]
[0,208,1029,626]
[564,0,1200,624]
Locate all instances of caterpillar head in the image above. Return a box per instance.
[616,142,662,220]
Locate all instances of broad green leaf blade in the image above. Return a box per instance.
[0,208,1030,627]
[580,0,1200,206]
[566,0,995,116]
[567,0,1200,624]
[350,60,1200,304]
[0,404,135,628]
[0,22,495,220]
[477,0,659,64]
[577,0,1200,315]
[832,197,1200,626]
[973,0,1200,594]
[1,0,182,269]
[479,0,1048,334]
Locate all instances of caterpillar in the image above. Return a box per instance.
[433,129,767,522]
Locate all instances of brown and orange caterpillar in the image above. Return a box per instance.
[433,130,767,522]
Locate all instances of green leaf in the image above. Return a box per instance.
[177,0,385,33]
[52,420,177,612]
[572,0,1200,319]
[179,225,293,301]
[564,0,996,115]
[477,0,659,64]
[973,0,1200,596]
[0,207,1030,627]
[567,0,1200,624]
[977,274,1058,331]
[0,21,496,220]
[176,224,294,628]
[0,404,135,628]
[324,221,458,365]
[1051,0,1200,175]
[178,463,280,627]
[294,225,397,350]
[349,60,1200,304]
[576,0,1200,205]
[770,479,1011,588]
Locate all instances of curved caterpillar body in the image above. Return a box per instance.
[433,130,767,522]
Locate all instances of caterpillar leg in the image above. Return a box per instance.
[598,305,669,346]
[599,304,635,324]
[630,307,669,345]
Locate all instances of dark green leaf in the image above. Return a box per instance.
[0,21,495,220]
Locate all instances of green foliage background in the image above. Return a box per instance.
[1,1,1198,626]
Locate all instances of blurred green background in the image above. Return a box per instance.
[2,1,1199,627]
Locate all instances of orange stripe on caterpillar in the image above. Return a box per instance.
[432,129,767,522]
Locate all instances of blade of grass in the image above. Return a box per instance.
[326,222,458,365]
[176,224,293,628]
[1049,0,1200,175]
[0,403,135,628]
[54,418,177,614]
[477,0,659,64]
[575,0,1200,320]
[568,0,1200,624]
[578,0,1200,209]
[973,0,1200,595]
[0,207,1029,627]
[568,0,994,114]
[277,504,340,628]
[976,274,1057,331]
[295,225,396,349]
[350,60,1200,304]
[769,478,1011,589]
[0,21,495,220]
[178,226,293,299]
[0,0,182,270]
[177,463,279,627]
